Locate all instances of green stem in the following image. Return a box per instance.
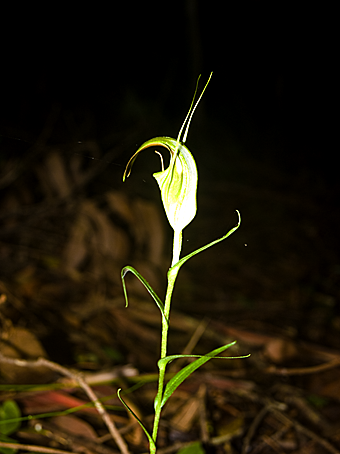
[151,230,182,453]
[171,230,182,267]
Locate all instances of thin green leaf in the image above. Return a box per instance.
[158,349,250,371]
[121,266,168,325]
[168,210,241,280]
[160,342,250,408]
[117,389,156,451]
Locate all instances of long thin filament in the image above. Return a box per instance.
[183,72,213,143]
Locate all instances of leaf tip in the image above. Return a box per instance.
[235,209,241,226]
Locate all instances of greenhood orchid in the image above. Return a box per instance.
[123,74,212,258]
[119,73,246,454]
[124,136,197,236]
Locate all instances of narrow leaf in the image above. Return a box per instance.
[158,349,250,371]
[121,266,168,325]
[117,389,156,450]
[161,342,249,408]
[168,210,241,280]
[153,348,251,413]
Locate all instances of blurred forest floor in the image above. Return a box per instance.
[0,115,340,454]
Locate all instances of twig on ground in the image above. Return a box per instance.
[272,407,340,454]
[261,433,285,454]
[0,353,130,454]
[30,418,120,454]
[242,403,271,454]
[0,441,74,454]
[265,357,340,375]
[198,384,209,444]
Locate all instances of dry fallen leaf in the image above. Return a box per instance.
[50,414,98,440]
[63,199,129,279]
[0,326,53,383]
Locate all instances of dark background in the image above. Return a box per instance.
[1,2,338,318]
[1,2,336,177]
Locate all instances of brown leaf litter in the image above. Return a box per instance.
[1,143,340,454]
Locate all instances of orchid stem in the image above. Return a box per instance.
[151,229,183,452]
[171,230,182,267]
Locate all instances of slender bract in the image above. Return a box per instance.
[120,73,247,453]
